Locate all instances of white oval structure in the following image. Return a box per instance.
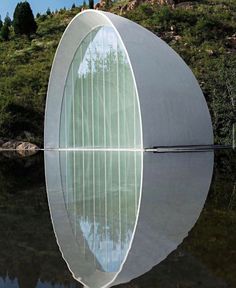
[44,10,213,149]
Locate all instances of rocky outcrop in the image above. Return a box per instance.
[94,0,176,13]
[94,0,108,9]
[127,0,143,11]
[16,142,38,151]
[119,0,175,13]
[158,0,174,4]
[94,2,101,9]
[0,139,39,157]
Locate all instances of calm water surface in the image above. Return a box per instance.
[0,150,235,288]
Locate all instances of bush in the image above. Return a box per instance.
[1,24,10,41]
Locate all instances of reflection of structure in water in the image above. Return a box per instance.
[45,150,213,288]
[60,151,142,273]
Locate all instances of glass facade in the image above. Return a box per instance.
[59,150,142,273]
[60,26,142,149]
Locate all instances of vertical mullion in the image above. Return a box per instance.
[134,85,137,210]
[91,35,94,149]
[72,63,75,148]
[109,49,112,148]
[71,64,77,235]
[81,49,84,148]
[103,28,106,148]
[90,33,96,255]
[116,42,122,257]
[102,31,108,270]
[73,151,76,236]
[80,45,86,254]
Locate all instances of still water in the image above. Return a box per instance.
[0,150,235,288]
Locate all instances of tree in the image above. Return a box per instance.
[46,8,51,15]
[89,0,94,9]
[36,12,40,18]
[0,16,3,30]
[72,3,76,9]
[83,0,87,8]
[1,24,10,41]
[4,13,12,27]
[13,1,37,36]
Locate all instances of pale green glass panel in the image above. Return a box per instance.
[60,26,141,149]
[59,150,142,272]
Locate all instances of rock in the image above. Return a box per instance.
[206,49,214,55]
[127,0,143,11]
[119,0,174,13]
[145,0,174,5]
[2,140,23,149]
[175,1,195,9]
[16,142,39,157]
[94,2,101,9]
[120,4,128,14]
[173,35,182,41]
[0,140,39,157]
[226,34,236,48]
[16,142,39,151]
[97,0,107,9]
[158,0,174,4]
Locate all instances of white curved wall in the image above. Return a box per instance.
[44,10,213,149]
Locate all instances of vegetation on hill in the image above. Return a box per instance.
[0,0,235,147]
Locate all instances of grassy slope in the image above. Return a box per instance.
[0,1,235,146]
[0,8,81,146]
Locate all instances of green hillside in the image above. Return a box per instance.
[0,0,235,147]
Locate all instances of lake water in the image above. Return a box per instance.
[0,150,235,288]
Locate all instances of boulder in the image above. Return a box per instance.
[16,142,39,151]
[16,142,39,157]
[97,0,107,9]
[2,140,23,149]
[0,140,39,157]
[127,0,142,11]
[227,34,236,48]
[120,4,128,14]
[94,2,101,9]
[159,0,174,4]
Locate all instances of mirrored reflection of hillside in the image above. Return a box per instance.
[0,153,82,288]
